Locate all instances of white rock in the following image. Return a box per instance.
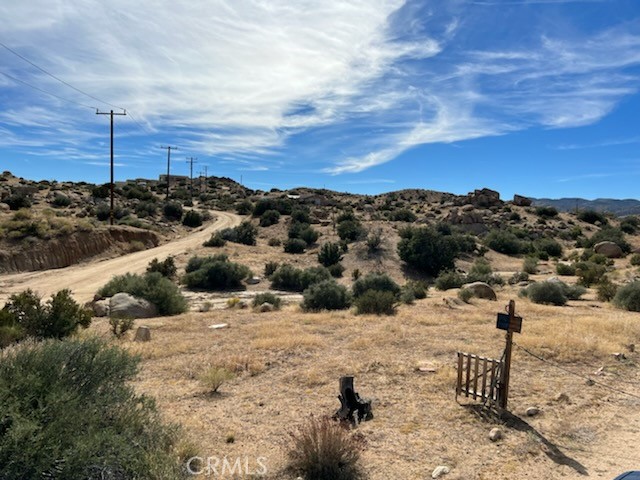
[109,293,157,318]
[92,299,110,317]
[489,427,503,441]
[208,323,229,330]
[432,466,450,478]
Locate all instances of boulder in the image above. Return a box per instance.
[92,299,110,317]
[134,326,151,342]
[246,276,261,285]
[462,282,497,301]
[489,427,503,442]
[466,188,501,208]
[109,293,157,318]
[594,241,623,258]
[513,194,532,207]
[525,406,540,417]
[432,466,450,478]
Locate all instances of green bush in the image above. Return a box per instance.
[620,216,639,234]
[484,230,526,255]
[163,201,183,221]
[613,281,640,312]
[337,220,364,243]
[458,288,474,303]
[522,256,538,274]
[270,265,331,292]
[397,226,459,276]
[52,193,71,207]
[302,280,351,311]
[146,257,177,278]
[577,209,607,225]
[466,259,503,285]
[264,261,280,278]
[354,290,396,315]
[597,278,618,302]
[182,255,251,291]
[252,292,282,309]
[365,229,384,254]
[182,210,203,227]
[629,254,640,266]
[318,242,343,267]
[535,206,558,219]
[0,289,91,346]
[219,221,258,245]
[136,200,158,218]
[524,281,567,306]
[0,338,187,479]
[203,232,226,247]
[252,198,293,217]
[328,263,345,278]
[575,261,607,287]
[535,238,563,258]
[284,238,307,254]
[291,208,311,224]
[260,209,281,227]
[299,226,320,245]
[99,272,188,315]
[91,183,110,198]
[4,193,31,210]
[435,270,465,290]
[556,263,576,276]
[352,273,401,299]
[268,237,281,247]
[508,271,529,285]
[235,199,254,215]
[390,209,417,222]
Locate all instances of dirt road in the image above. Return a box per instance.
[0,211,242,305]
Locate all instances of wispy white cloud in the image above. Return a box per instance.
[556,136,640,150]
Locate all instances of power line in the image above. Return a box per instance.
[0,70,97,110]
[514,343,640,401]
[0,40,125,111]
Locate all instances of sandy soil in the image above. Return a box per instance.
[0,210,242,305]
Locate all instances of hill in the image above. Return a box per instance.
[532,197,640,216]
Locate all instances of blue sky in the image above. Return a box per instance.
[1,0,639,199]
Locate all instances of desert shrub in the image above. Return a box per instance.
[365,229,384,254]
[352,273,401,299]
[96,203,111,221]
[287,416,365,480]
[327,263,344,278]
[203,232,226,247]
[630,254,640,266]
[535,206,558,219]
[302,280,351,311]
[52,193,71,207]
[260,209,281,227]
[535,238,563,258]
[291,208,311,224]
[458,288,474,303]
[337,220,364,243]
[397,226,459,276]
[135,200,158,218]
[182,255,251,290]
[253,198,293,217]
[522,256,538,274]
[146,256,177,278]
[587,227,631,253]
[4,193,31,210]
[99,272,188,315]
[235,199,254,215]
[597,278,618,302]
[270,265,331,292]
[252,292,282,309]
[268,237,281,247]
[435,270,465,290]
[620,216,639,234]
[182,210,203,227]
[109,316,134,338]
[318,242,342,267]
[264,261,280,278]
[613,281,640,312]
[588,253,610,265]
[524,281,567,306]
[0,289,91,345]
[354,290,396,315]
[563,283,587,300]
[163,201,183,221]
[284,238,307,254]
[0,338,187,479]
[91,183,110,198]
[352,269,361,281]
[336,211,357,223]
[484,230,525,255]
[404,280,428,300]
[199,366,234,394]
[575,261,607,287]
[577,209,607,225]
[465,259,503,285]
[556,263,576,276]
[390,208,417,222]
[299,226,320,245]
[509,212,521,222]
[219,221,258,245]
[508,271,529,285]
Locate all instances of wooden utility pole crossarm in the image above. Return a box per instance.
[96,109,127,225]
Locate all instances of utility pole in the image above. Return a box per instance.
[185,156,198,203]
[203,165,208,195]
[160,146,177,200]
[96,109,126,225]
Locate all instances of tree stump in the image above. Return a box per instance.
[134,326,151,342]
[334,376,373,423]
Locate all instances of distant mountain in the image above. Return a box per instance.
[532,198,640,216]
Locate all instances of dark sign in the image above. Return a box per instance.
[496,313,522,333]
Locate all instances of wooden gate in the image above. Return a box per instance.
[456,352,503,405]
